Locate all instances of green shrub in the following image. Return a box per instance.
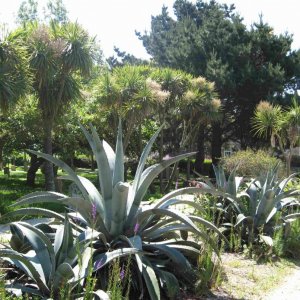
[195,243,223,296]
[221,149,282,178]
[274,219,300,259]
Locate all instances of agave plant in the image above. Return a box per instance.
[195,165,246,231]
[5,122,226,299]
[0,215,108,299]
[235,163,300,244]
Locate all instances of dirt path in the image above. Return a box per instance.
[265,266,300,300]
[204,253,300,300]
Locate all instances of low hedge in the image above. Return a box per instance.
[220,149,283,178]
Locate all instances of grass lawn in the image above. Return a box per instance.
[0,167,100,221]
[0,169,44,217]
[0,167,162,222]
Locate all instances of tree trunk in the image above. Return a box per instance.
[164,162,179,193]
[138,124,143,156]
[210,124,223,178]
[194,127,205,174]
[159,126,164,193]
[286,149,292,176]
[27,154,44,186]
[90,152,95,171]
[43,118,55,191]
[0,142,4,171]
[186,157,191,181]
[70,153,75,170]
[0,135,8,171]
[159,110,165,193]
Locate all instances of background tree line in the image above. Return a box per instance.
[136,0,300,172]
[1,0,300,191]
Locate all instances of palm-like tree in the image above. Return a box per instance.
[252,99,300,175]
[180,77,221,147]
[285,98,300,174]
[96,65,155,152]
[176,76,221,181]
[19,21,95,190]
[0,27,30,169]
[0,28,30,112]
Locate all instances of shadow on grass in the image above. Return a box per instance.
[0,171,63,221]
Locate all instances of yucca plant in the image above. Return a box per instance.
[0,215,108,299]
[5,122,226,299]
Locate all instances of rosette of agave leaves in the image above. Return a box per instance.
[1,122,226,299]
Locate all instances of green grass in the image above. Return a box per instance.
[0,167,166,223]
[0,170,44,217]
[0,168,99,222]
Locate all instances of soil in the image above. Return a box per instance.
[178,252,300,300]
[202,253,300,300]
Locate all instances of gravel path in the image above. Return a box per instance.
[265,266,300,300]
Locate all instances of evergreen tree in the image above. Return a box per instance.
[137,0,300,171]
[107,47,149,68]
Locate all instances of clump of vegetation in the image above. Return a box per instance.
[220,149,282,178]
[274,218,300,259]
[0,123,225,299]
[196,163,300,258]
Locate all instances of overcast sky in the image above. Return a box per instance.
[1,0,299,59]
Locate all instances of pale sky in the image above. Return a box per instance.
[0,0,299,59]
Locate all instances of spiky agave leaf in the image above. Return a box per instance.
[0,248,50,295]
[110,182,129,237]
[93,248,141,272]
[1,216,97,298]
[127,151,197,225]
[122,235,161,300]
[129,124,163,201]
[10,191,68,207]
[283,213,300,221]
[113,119,124,186]
[79,123,114,227]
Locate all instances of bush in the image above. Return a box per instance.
[220,149,282,178]
[274,219,300,259]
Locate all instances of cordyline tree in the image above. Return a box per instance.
[94,65,220,190]
[0,27,31,169]
[95,65,155,153]
[252,98,300,175]
[15,21,96,190]
[137,0,300,172]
